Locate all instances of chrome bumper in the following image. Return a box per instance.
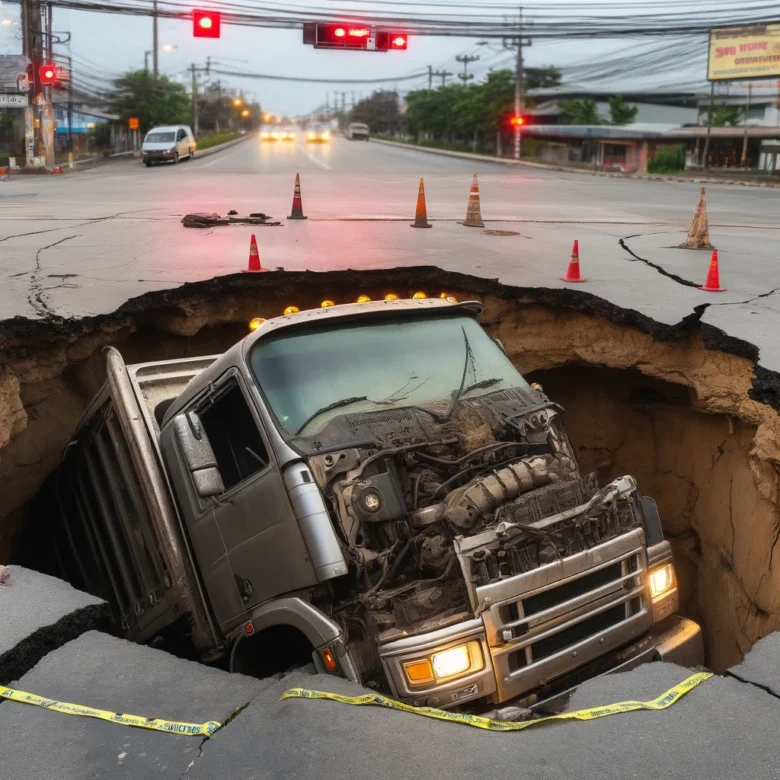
[378,530,701,710]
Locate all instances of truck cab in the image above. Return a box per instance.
[49,296,702,710]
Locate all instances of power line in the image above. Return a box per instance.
[210,67,429,83]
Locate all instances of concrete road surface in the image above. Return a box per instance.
[0,133,778,371]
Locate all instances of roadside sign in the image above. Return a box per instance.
[0,94,28,107]
[128,117,139,130]
[708,24,780,81]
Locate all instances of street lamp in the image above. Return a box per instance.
[241,109,250,117]
[144,44,177,74]
[233,97,243,107]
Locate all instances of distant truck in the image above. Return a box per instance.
[46,297,702,711]
[347,122,370,141]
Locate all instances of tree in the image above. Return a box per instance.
[525,66,562,91]
[608,95,638,125]
[107,71,191,134]
[711,103,743,127]
[350,91,401,134]
[564,98,600,125]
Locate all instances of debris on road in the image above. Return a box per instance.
[0,564,9,585]
[181,212,281,228]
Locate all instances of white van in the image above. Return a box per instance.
[347,122,369,141]
[141,125,196,166]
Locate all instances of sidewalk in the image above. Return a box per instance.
[373,138,780,189]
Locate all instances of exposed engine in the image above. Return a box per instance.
[304,388,643,685]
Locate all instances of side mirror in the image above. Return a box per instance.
[494,338,507,355]
[173,411,225,498]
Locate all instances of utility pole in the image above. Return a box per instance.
[741,82,752,168]
[433,70,453,87]
[341,92,346,113]
[503,7,529,160]
[702,81,714,168]
[152,0,158,77]
[456,54,479,83]
[427,64,433,91]
[191,64,198,134]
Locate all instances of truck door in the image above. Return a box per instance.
[160,370,318,631]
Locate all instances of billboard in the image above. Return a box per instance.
[708,24,780,81]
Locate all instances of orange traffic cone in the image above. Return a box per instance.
[241,234,269,273]
[288,173,307,220]
[410,178,432,228]
[698,249,726,292]
[561,240,588,282]
[461,172,484,228]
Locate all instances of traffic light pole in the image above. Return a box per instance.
[191,64,198,135]
[514,9,525,161]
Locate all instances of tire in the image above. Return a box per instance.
[144,161,151,167]
[172,152,180,164]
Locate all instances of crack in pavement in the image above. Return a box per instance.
[177,695,257,779]
[618,237,700,288]
[726,669,780,703]
[27,234,78,319]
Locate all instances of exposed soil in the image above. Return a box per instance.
[1,267,779,672]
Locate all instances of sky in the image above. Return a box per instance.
[0,1,772,116]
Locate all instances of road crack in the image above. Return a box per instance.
[27,234,78,319]
[618,237,699,288]
[726,670,780,703]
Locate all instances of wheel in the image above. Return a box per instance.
[172,152,180,164]
[144,161,151,167]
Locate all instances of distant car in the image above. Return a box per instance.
[141,125,195,166]
[347,122,369,141]
[279,126,296,142]
[307,125,330,144]
[260,128,279,142]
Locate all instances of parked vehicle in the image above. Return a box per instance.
[141,126,196,166]
[347,122,370,141]
[46,296,702,711]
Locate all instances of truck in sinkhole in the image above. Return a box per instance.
[46,295,703,711]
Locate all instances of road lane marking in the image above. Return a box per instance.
[296,144,331,170]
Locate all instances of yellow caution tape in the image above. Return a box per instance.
[0,686,221,738]
[280,671,713,732]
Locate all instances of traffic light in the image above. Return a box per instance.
[510,115,526,127]
[310,24,408,51]
[193,9,221,38]
[40,63,57,85]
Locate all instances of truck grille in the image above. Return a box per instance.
[478,529,653,702]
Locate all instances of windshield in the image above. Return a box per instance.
[249,314,528,436]
[145,132,175,143]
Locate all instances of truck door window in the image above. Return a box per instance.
[199,384,269,490]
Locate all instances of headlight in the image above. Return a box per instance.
[649,563,675,598]
[322,131,330,139]
[402,641,483,688]
[308,132,315,139]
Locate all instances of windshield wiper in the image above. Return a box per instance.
[295,396,368,434]
[461,377,502,396]
[442,327,474,422]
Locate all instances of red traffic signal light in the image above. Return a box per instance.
[312,24,408,51]
[193,9,221,38]
[510,115,526,127]
[40,63,57,85]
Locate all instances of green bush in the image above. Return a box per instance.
[648,144,685,173]
[196,131,240,150]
